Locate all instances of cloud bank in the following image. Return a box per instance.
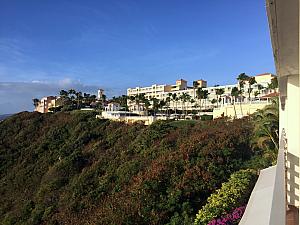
[0,79,122,114]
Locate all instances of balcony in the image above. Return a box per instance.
[240,0,300,224]
[239,132,286,225]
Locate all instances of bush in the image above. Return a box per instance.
[0,112,260,224]
[200,114,213,121]
[194,169,257,225]
[207,206,245,225]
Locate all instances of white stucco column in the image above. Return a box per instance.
[283,74,300,207]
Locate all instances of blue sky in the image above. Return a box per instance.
[0,0,275,114]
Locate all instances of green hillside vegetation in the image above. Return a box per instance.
[0,109,275,225]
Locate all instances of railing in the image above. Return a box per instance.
[239,131,286,224]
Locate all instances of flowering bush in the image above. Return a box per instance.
[194,169,257,225]
[208,206,246,225]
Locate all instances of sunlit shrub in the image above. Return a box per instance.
[194,169,257,225]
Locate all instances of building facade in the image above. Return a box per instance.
[34,96,57,113]
[127,74,277,114]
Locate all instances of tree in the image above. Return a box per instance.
[143,98,151,116]
[268,77,278,92]
[252,97,279,151]
[211,99,217,108]
[231,87,239,118]
[257,84,264,96]
[134,94,146,114]
[248,76,257,102]
[150,97,160,116]
[193,81,199,99]
[237,73,249,116]
[166,93,172,117]
[202,90,209,110]
[59,90,71,107]
[75,91,82,109]
[171,93,179,115]
[215,88,225,108]
[196,88,205,115]
[158,100,166,114]
[32,98,40,109]
[237,73,249,84]
[68,89,76,101]
[101,94,107,103]
[59,90,69,98]
[112,95,129,111]
[180,93,191,116]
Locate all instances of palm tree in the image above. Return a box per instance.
[196,87,205,115]
[120,95,129,111]
[252,97,279,151]
[171,93,179,115]
[150,97,160,116]
[231,87,239,118]
[134,94,145,114]
[59,90,69,98]
[32,98,40,109]
[159,100,166,114]
[68,89,76,102]
[211,99,217,108]
[180,93,191,116]
[101,94,107,102]
[143,98,151,116]
[128,95,135,111]
[193,81,199,99]
[166,94,172,117]
[202,89,209,110]
[83,93,91,106]
[237,73,249,116]
[75,91,82,109]
[256,84,264,96]
[186,94,192,114]
[248,76,257,102]
[237,73,249,85]
[215,88,225,108]
[268,77,278,93]
[111,95,129,111]
[59,89,70,106]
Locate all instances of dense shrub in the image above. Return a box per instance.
[200,114,213,121]
[0,112,263,224]
[207,206,245,225]
[194,169,257,225]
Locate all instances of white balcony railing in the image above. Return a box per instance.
[239,131,286,225]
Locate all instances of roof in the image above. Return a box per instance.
[255,73,276,77]
[260,92,279,98]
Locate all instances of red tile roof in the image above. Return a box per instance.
[255,73,276,77]
[260,92,279,98]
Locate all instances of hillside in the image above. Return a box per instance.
[0,114,13,121]
[0,111,271,225]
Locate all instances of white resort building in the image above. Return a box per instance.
[127,73,278,118]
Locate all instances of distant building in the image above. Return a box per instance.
[254,73,276,84]
[35,96,57,113]
[126,73,277,116]
[194,79,207,88]
[98,111,164,125]
[104,102,121,112]
[97,89,105,100]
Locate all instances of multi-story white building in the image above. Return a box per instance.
[34,96,58,113]
[127,73,277,113]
